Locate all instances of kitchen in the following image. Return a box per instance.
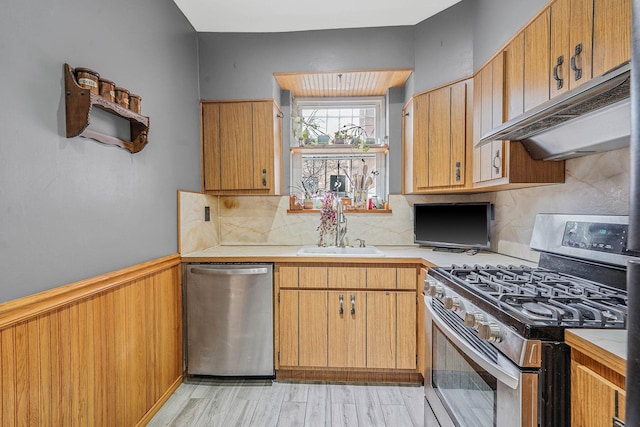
[0,0,636,426]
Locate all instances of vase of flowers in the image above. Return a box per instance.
[317,192,337,246]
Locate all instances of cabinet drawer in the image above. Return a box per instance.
[367,268,397,289]
[328,267,366,289]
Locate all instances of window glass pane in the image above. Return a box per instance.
[300,155,376,199]
[299,106,377,141]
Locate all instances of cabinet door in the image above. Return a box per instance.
[450,81,467,186]
[417,269,427,378]
[397,292,417,370]
[299,291,327,367]
[252,101,276,192]
[550,0,593,97]
[592,0,631,77]
[328,291,366,368]
[571,361,626,426]
[427,86,452,188]
[412,93,430,190]
[278,290,299,367]
[505,32,525,120]
[474,54,505,184]
[367,291,396,369]
[219,102,254,191]
[524,10,551,112]
[201,103,221,191]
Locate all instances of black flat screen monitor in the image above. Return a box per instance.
[413,202,492,251]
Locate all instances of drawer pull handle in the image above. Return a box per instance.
[553,55,564,90]
[570,43,583,81]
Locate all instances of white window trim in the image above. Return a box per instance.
[292,96,386,144]
[290,96,388,202]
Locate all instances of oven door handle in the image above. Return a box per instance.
[427,302,520,390]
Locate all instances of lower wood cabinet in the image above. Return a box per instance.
[571,361,625,426]
[328,290,366,368]
[276,265,418,377]
[567,331,626,427]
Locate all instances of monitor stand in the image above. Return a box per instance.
[433,247,466,253]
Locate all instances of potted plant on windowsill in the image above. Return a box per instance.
[293,110,330,146]
[333,124,370,152]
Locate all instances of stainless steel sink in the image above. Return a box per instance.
[296,246,385,257]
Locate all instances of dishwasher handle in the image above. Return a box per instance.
[190,266,270,276]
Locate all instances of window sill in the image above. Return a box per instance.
[290,144,389,154]
[287,209,392,214]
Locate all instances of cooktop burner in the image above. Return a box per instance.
[435,264,627,328]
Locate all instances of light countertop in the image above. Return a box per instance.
[181,245,537,268]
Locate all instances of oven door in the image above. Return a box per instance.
[424,296,539,427]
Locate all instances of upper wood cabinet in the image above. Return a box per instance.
[592,0,631,76]
[523,0,631,104]
[201,100,282,195]
[473,50,565,188]
[550,0,593,97]
[473,53,506,183]
[404,80,470,193]
[524,9,551,112]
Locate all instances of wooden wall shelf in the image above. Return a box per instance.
[64,63,149,153]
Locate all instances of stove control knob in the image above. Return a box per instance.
[464,312,485,329]
[427,284,443,298]
[443,296,460,310]
[478,322,503,343]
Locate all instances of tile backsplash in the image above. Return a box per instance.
[179,147,629,263]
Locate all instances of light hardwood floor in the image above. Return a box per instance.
[147,378,425,427]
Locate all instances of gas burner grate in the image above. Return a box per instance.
[436,264,628,328]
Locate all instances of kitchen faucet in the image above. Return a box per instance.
[335,197,347,247]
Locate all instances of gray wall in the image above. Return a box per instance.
[198,27,416,100]
[387,87,406,194]
[0,0,200,302]
[411,0,475,96]
[472,0,549,68]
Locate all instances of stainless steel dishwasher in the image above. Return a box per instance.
[185,263,274,377]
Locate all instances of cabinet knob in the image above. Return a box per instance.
[351,294,356,315]
[262,169,267,187]
[339,294,344,315]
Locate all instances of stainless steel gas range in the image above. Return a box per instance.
[423,214,633,427]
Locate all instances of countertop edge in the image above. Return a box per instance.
[180,245,536,269]
[566,329,627,376]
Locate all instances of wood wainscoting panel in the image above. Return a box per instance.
[0,254,183,426]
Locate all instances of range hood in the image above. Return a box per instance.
[479,62,631,161]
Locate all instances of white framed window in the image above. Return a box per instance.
[290,97,388,206]
[292,97,385,146]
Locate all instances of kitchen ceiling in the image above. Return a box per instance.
[172,0,464,33]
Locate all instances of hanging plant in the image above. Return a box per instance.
[316,192,337,246]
